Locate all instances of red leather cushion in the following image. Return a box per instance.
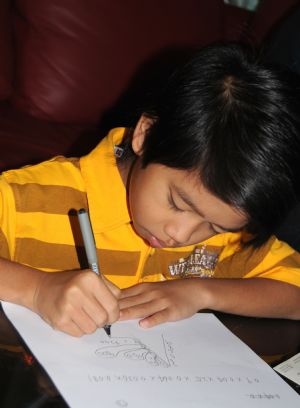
[0,0,13,100]
[12,0,223,124]
[0,102,99,171]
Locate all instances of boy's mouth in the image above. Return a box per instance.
[147,235,166,248]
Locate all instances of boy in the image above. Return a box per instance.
[0,43,300,336]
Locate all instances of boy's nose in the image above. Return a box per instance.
[165,218,214,246]
[165,221,198,246]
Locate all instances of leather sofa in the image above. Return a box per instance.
[0,0,299,171]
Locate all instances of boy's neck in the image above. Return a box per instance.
[117,157,136,190]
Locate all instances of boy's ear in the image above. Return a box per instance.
[131,115,154,156]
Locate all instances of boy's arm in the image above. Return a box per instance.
[0,257,120,336]
[119,277,300,328]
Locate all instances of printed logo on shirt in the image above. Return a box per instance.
[168,245,218,278]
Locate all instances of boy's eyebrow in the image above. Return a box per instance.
[173,186,243,233]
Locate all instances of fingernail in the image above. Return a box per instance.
[139,319,149,328]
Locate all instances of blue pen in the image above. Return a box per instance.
[77,208,111,337]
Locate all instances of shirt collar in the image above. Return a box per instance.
[80,128,131,233]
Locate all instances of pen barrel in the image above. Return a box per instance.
[78,209,111,337]
[78,209,99,271]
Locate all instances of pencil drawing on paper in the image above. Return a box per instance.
[94,335,176,368]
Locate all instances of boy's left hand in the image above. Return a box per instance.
[119,279,204,328]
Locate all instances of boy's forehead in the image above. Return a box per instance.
[169,167,202,188]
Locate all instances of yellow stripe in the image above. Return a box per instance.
[276,251,300,269]
[15,238,81,270]
[0,228,10,259]
[215,237,275,278]
[11,183,87,214]
[0,178,17,257]
[243,238,300,287]
[15,237,140,275]
[98,249,139,276]
[16,213,80,244]
[4,158,83,187]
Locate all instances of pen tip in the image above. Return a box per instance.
[104,324,111,337]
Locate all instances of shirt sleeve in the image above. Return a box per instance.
[214,234,300,287]
[0,176,16,260]
[244,237,300,287]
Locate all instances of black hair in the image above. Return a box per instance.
[120,43,300,247]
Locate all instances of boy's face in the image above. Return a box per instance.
[128,159,247,248]
[127,114,247,248]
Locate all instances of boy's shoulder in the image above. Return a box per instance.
[0,156,87,215]
[1,155,82,186]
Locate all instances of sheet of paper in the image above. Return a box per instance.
[2,302,299,408]
[274,353,300,386]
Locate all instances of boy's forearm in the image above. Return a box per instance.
[199,277,300,319]
[0,257,43,310]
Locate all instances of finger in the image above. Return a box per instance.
[72,307,99,334]
[119,291,154,310]
[120,283,150,299]
[53,319,85,337]
[92,279,120,322]
[82,299,109,329]
[139,308,171,329]
[119,299,163,321]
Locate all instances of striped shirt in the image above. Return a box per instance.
[0,128,300,289]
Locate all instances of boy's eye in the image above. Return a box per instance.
[168,193,184,212]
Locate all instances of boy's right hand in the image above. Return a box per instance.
[32,270,120,337]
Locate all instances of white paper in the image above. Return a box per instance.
[2,302,299,408]
[274,353,300,386]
